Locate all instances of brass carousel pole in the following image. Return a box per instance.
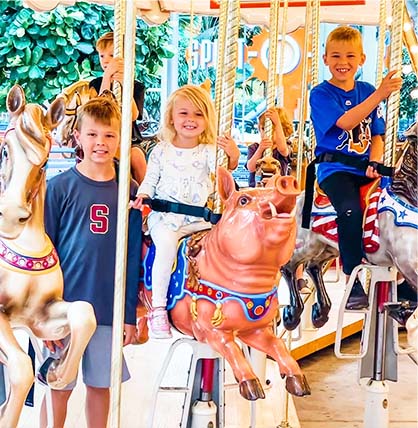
[253,0,281,184]
[263,0,280,150]
[109,0,135,426]
[214,0,229,118]
[212,0,240,215]
[375,0,387,88]
[308,0,320,161]
[295,0,314,184]
[277,0,289,108]
[384,0,404,168]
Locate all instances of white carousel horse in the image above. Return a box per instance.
[282,122,417,331]
[0,85,96,428]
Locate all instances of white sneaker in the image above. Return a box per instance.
[148,308,173,339]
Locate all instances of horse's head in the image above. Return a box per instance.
[53,80,93,148]
[0,85,65,238]
[391,121,417,208]
[215,167,300,267]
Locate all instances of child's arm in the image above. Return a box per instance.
[336,71,402,131]
[124,208,142,345]
[365,134,384,178]
[100,57,139,120]
[265,108,290,157]
[217,135,241,170]
[246,138,272,172]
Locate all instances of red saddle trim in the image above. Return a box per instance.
[311,182,382,254]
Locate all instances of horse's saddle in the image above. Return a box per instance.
[311,178,418,252]
[141,233,278,321]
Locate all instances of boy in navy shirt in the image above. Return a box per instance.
[40,96,141,428]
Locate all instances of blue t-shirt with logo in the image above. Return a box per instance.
[45,167,142,326]
[310,80,386,184]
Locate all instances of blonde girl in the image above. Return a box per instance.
[133,84,239,338]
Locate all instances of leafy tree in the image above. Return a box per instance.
[0,1,173,109]
[399,47,417,129]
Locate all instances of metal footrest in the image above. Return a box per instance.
[335,265,398,359]
[148,337,225,428]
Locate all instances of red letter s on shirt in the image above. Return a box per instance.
[90,205,109,234]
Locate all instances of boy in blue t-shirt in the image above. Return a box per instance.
[40,96,141,428]
[309,26,402,310]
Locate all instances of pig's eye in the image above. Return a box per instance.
[238,195,250,206]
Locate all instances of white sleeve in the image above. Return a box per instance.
[136,143,163,197]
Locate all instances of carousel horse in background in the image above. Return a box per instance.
[53,79,93,158]
[138,167,311,399]
[282,122,418,332]
[0,85,96,428]
[54,79,159,163]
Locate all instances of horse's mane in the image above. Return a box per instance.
[60,79,93,103]
[54,80,93,148]
[15,104,49,166]
[391,128,417,208]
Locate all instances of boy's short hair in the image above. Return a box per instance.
[325,26,363,53]
[258,107,294,138]
[75,95,121,131]
[96,31,114,51]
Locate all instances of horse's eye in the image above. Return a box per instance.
[2,146,8,159]
[238,195,250,206]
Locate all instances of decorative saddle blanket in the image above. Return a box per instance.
[142,237,277,322]
[311,183,418,253]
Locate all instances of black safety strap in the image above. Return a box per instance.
[301,159,317,229]
[301,152,394,230]
[25,340,35,407]
[142,198,221,225]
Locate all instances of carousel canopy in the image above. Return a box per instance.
[23,0,401,29]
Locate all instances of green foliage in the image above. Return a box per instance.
[0,1,173,109]
[399,47,417,128]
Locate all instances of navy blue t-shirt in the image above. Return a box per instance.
[44,167,142,326]
[310,80,386,184]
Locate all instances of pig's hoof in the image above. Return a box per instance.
[239,378,266,400]
[286,374,311,397]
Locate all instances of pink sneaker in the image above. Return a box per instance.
[148,308,172,339]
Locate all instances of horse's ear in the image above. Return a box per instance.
[47,97,66,130]
[217,166,236,201]
[7,85,25,119]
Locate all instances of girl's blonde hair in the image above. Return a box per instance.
[258,107,294,138]
[75,94,121,131]
[159,85,217,146]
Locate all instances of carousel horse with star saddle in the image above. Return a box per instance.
[137,167,311,399]
[0,85,96,428]
[281,122,418,332]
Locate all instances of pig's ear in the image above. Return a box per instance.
[217,166,236,201]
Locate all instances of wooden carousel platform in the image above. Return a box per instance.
[12,267,367,428]
[279,269,364,361]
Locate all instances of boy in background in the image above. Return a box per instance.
[91,31,147,184]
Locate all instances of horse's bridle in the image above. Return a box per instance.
[1,126,50,201]
[62,90,83,148]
